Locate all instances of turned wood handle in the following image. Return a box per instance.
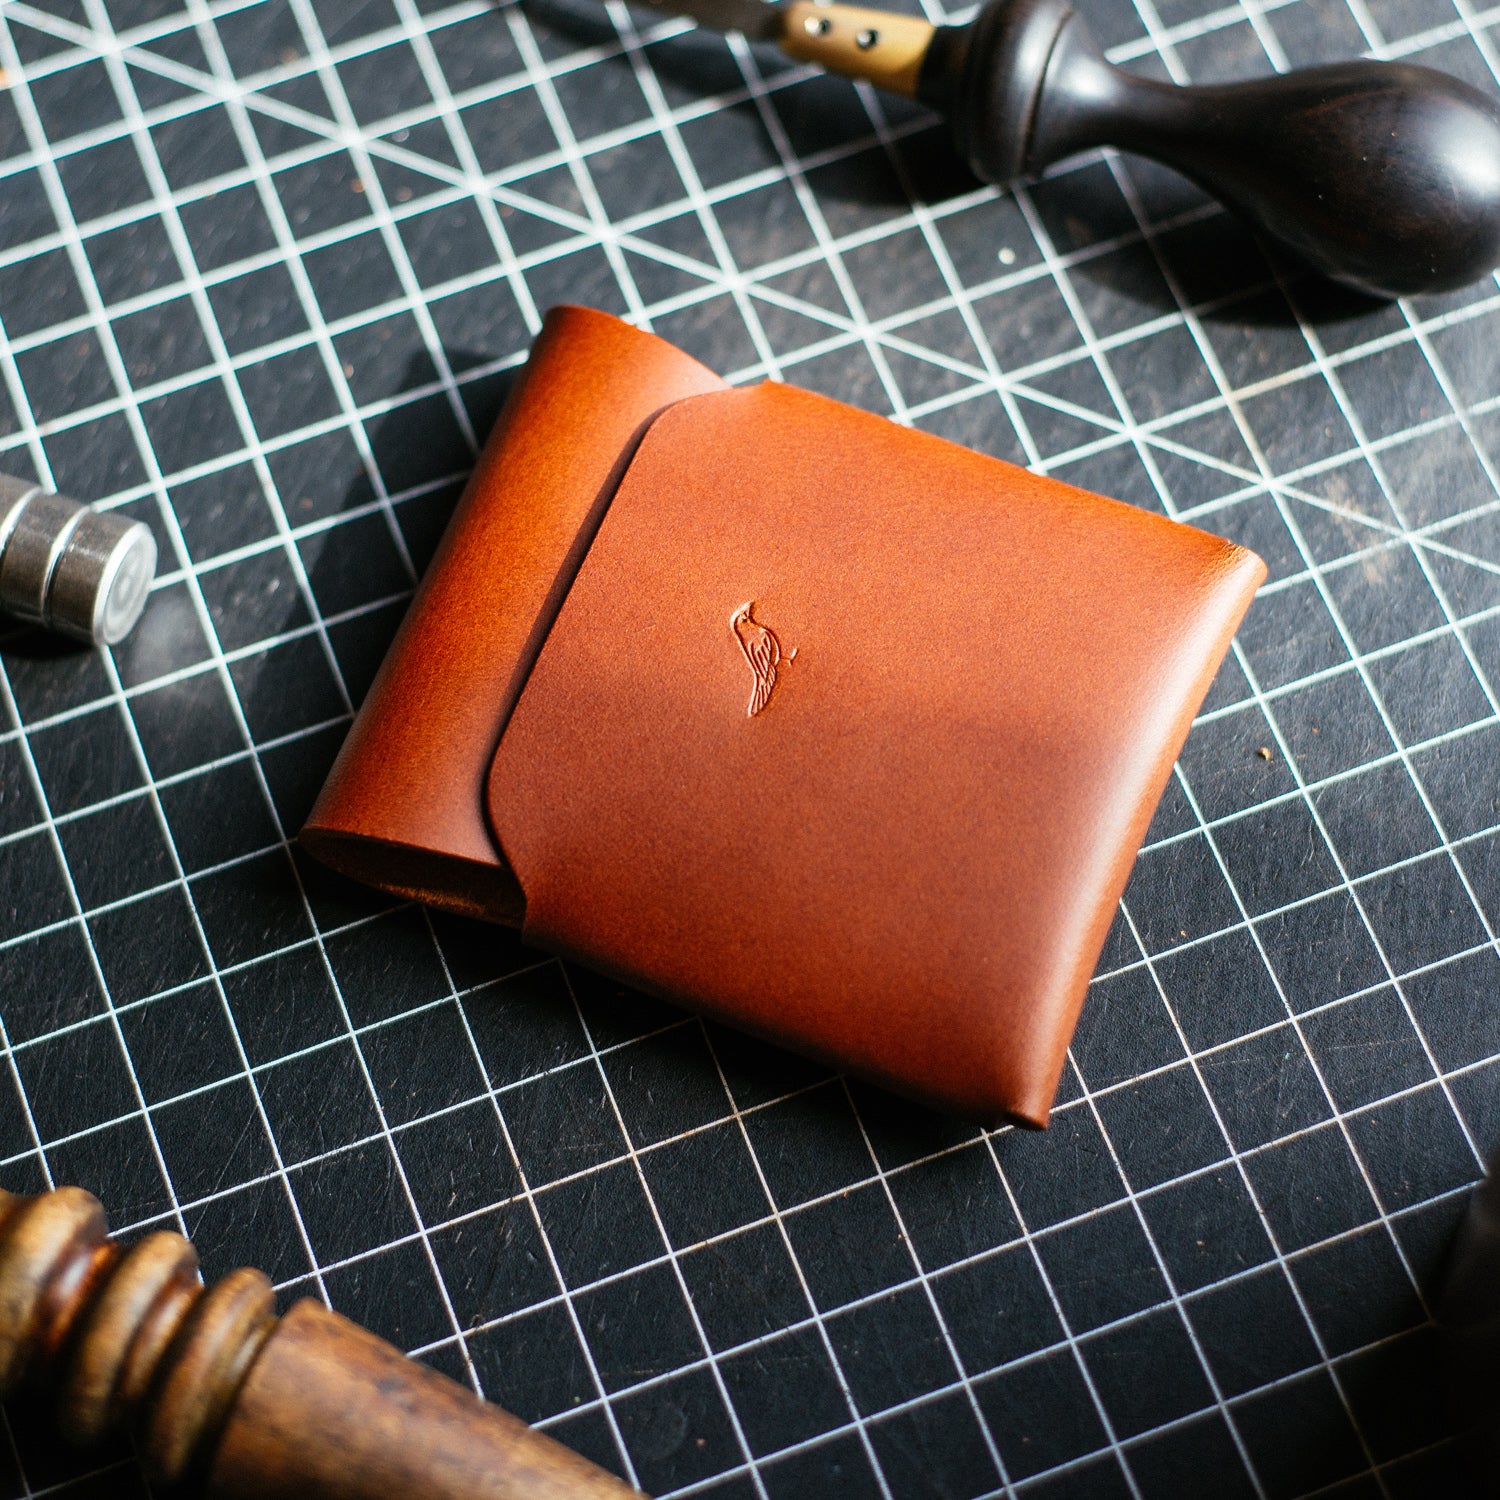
[0,1186,641,1500]
[916,0,1500,297]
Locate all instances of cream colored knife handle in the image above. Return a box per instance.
[779,1,935,96]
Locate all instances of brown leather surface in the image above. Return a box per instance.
[485,381,1265,1125]
[302,306,1264,1124]
[301,306,726,920]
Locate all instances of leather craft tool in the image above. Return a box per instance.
[0,473,157,647]
[0,1182,640,1500]
[641,0,1500,297]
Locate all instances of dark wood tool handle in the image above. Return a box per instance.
[917,0,1500,297]
[0,1186,641,1500]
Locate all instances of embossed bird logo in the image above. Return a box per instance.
[731,602,794,717]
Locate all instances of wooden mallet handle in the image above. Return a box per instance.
[0,1185,642,1499]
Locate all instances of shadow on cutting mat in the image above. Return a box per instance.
[0,623,91,664]
[288,351,520,710]
[217,351,516,854]
[1019,153,1397,327]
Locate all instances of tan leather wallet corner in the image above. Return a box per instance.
[302,305,1266,1126]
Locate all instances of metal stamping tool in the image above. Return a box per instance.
[0,474,157,646]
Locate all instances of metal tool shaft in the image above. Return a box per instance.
[0,475,157,646]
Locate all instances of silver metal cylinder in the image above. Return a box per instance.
[0,475,157,646]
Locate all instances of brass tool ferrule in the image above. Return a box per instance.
[779,0,935,96]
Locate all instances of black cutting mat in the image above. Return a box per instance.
[1,0,1498,1494]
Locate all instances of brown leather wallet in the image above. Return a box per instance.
[303,306,1265,1125]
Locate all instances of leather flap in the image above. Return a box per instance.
[486,382,1266,1124]
[301,306,726,920]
